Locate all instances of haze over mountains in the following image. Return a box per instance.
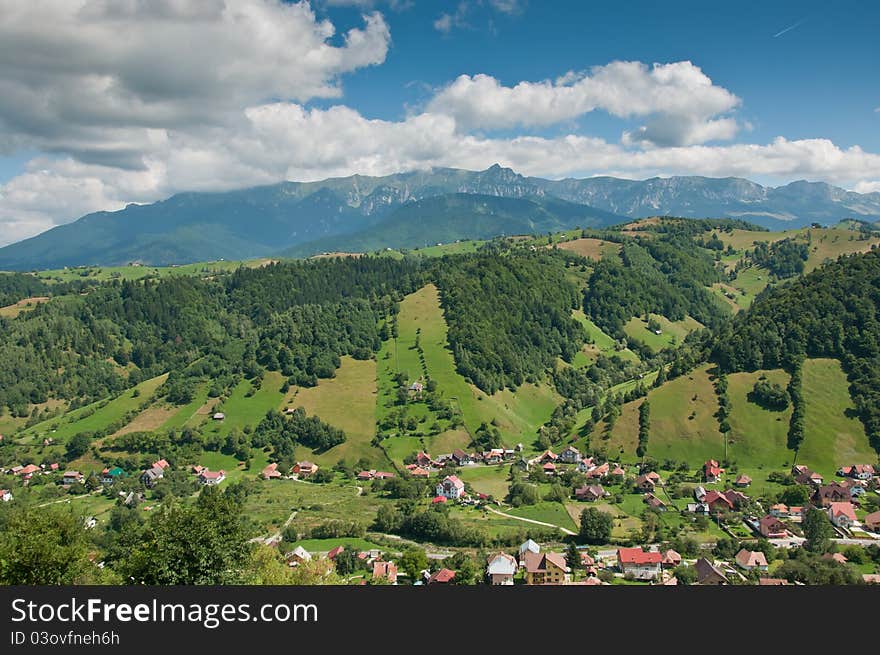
[2,164,880,270]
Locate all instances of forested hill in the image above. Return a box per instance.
[713,249,880,450]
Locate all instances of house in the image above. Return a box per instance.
[703,490,734,513]
[414,452,436,469]
[686,502,710,515]
[722,489,750,508]
[0,489,12,502]
[537,450,558,464]
[522,551,569,585]
[198,469,226,486]
[643,493,667,512]
[792,465,823,486]
[838,464,875,480]
[812,482,851,507]
[693,485,707,501]
[327,545,345,560]
[703,459,723,483]
[734,474,752,488]
[292,461,318,478]
[212,412,225,421]
[286,546,312,567]
[661,549,682,568]
[486,552,517,585]
[617,547,662,581]
[542,462,557,475]
[735,549,768,571]
[427,568,456,584]
[141,466,164,488]
[100,467,124,485]
[17,464,41,480]
[827,502,857,529]
[431,495,447,504]
[408,381,424,394]
[518,539,540,563]
[514,457,531,472]
[864,511,880,532]
[62,471,84,485]
[558,445,582,464]
[788,506,804,522]
[635,472,659,492]
[436,475,465,499]
[152,459,170,471]
[694,558,728,585]
[451,449,474,466]
[862,574,880,585]
[586,462,610,479]
[769,503,789,518]
[759,515,788,539]
[483,449,504,465]
[610,464,626,478]
[261,463,282,480]
[407,465,430,478]
[574,484,607,502]
[758,577,789,586]
[576,457,596,473]
[372,560,398,584]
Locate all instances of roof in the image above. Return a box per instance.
[758,577,788,586]
[703,490,734,509]
[735,549,768,568]
[432,495,447,504]
[828,502,857,521]
[617,547,662,566]
[200,469,225,480]
[486,552,517,576]
[519,539,540,555]
[864,510,880,524]
[441,475,465,490]
[662,549,681,564]
[694,558,728,584]
[428,568,456,584]
[327,545,345,560]
[523,550,567,573]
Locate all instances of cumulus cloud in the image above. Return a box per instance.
[0,0,390,168]
[428,61,741,146]
[855,180,880,194]
[0,3,878,248]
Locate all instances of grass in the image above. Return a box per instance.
[643,364,724,463]
[623,314,703,352]
[797,358,877,477]
[160,382,212,430]
[0,296,50,318]
[571,310,638,364]
[242,479,384,537]
[456,465,511,498]
[287,356,388,468]
[726,369,793,468]
[556,238,621,260]
[505,501,577,532]
[728,266,769,305]
[203,371,286,435]
[18,374,168,444]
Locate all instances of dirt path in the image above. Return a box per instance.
[485,506,576,536]
[250,510,298,545]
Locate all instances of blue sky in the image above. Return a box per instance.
[318,0,879,149]
[0,0,877,245]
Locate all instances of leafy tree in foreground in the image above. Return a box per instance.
[578,507,613,545]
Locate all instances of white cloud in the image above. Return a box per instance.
[428,61,742,146]
[855,180,880,194]
[0,0,390,167]
[488,0,526,15]
[433,2,470,33]
[0,5,877,248]
[4,102,880,246]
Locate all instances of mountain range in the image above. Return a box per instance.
[2,164,880,270]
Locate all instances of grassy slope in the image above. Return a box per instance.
[287,356,388,468]
[17,374,169,444]
[571,309,638,365]
[797,358,877,477]
[623,313,703,352]
[726,369,793,469]
[202,371,286,436]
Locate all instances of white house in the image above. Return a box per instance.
[436,475,465,499]
[0,489,12,502]
[827,502,857,529]
[617,547,662,581]
[486,552,517,585]
[735,549,768,571]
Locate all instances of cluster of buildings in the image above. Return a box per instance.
[284,544,399,584]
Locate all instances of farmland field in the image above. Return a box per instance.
[623,313,703,352]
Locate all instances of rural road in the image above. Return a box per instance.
[486,506,576,536]
[251,509,297,545]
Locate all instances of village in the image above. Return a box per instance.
[4,439,878,586]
